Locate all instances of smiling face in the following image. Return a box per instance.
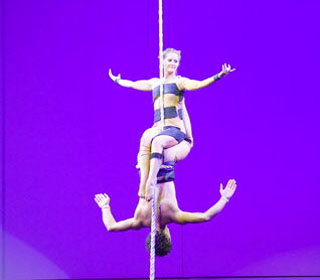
[163,52,180,75]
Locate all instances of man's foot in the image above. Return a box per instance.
[145,180,156,201]
[138,185,146,199]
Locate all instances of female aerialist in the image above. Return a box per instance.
[94,140,237,256]
[109,48,235,200]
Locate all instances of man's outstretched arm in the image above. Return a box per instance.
[173,179,237,224]
[94,193,142,232]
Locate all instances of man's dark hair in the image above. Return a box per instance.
[146,231,172,257]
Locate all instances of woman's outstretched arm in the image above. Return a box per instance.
[180,63,236,91]
[109,69,156,91]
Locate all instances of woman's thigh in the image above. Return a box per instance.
[151,135,179,150]
[140,127,161,147]
[163,141,191,162]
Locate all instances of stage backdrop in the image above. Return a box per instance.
[2,0,320,279]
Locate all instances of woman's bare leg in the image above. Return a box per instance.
[163,140,191,163]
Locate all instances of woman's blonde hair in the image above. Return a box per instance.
[162,48,181,61]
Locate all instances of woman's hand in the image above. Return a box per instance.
[221,63,236,76]
[109,69,121,83]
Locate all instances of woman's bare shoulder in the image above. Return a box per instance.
[176,76,188,90]
[150,78,159,88]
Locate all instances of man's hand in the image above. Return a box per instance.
[220,179,237,200]
[94,193,110,208]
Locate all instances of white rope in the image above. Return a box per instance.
[149,186,158,280]
[158,0,165,130]
[150,1,164,279]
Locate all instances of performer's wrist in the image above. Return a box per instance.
[186,136,193,142]
[219,71,227,78]
[213,73,222,82]
[189,137,194,147]
[114,77,121,84]
[102,204,110,210]
[220,196,229,203]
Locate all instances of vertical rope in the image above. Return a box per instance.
[158,0,165,130]
[150,2,164,279]
[149,186,158,280]
[150,1,164,279]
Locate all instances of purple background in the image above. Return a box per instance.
[2,0,320,279]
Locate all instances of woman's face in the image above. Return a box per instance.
[164,52,180,74]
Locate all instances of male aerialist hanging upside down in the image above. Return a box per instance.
[109,48,236,201]
[94,141,237,256]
